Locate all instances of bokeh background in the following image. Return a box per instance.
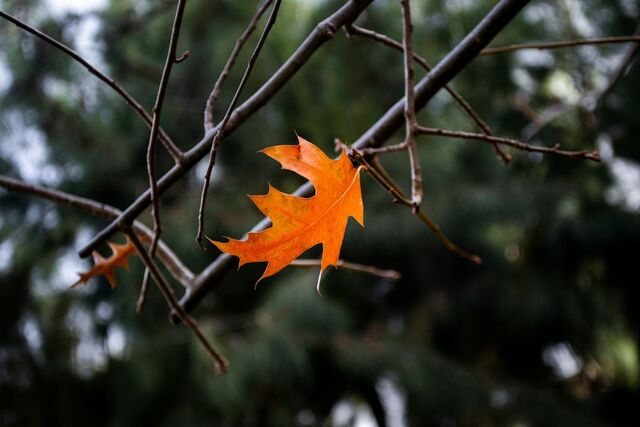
[1,0,639,426]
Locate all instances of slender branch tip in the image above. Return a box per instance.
[175,50,190,63]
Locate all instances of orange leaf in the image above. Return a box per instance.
[71,237,138,289]
[210,135,364,287]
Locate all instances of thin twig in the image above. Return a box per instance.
[195,0,282,250]
[204,0,274,131]
[175,50,190,63]
[347,151,482,265]
[588,37,640,108]
[337,138,480,264]
[345,24,511,163]
[360,142,408,155]
[0,175,194,288]
[139,0,189,313]
[518,102,574,141]
[480,35,640,56]
[126,230,228,374]
[369,156,401,191]
[0,10,184,163]
[518,28,640,141]
[290,259,401,280]
[137,270,153,313]
[414,126,600,161]
[415,210,482,264]
[399,0,422,209]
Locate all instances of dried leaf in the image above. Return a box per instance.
[210,135,364,287]
[71,237,137,289]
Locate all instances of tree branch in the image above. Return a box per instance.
[291,259,401,280]
[78,0,376,259]
[203,0,274,132]
[519,28,640,141]
[0,175,194,288]
[126,230,228,374]
[360,142,409,155]
[479,35,640,56]
[399,0,422,208]
[587,36,640,108]
[414,126,600,161]
[347,150,482,265]
[0,9,184,163]
[196,0,282,251]
[140,0,188,313]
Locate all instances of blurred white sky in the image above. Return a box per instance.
[44,0,107,17]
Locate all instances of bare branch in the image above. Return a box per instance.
[348,151,482,265]
[196,0,281,250]
[0,10,184,162]
[204,0,274,132]
[290,259,401,280]
[126,231,228,374]
[519,30,640,141]
[345,24,511,163]
[587,38,640,108]
[175,50,190,63]
[0,175,194,288]
[519,103,575,141]
[360,142,408,155]
[414,126,600,161]
[140,0,189,313]
[480,35,640,56]
[137,270,153,313]
[399,0,422,209]
[415,210,482,264]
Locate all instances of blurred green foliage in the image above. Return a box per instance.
[1,0,639,426]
